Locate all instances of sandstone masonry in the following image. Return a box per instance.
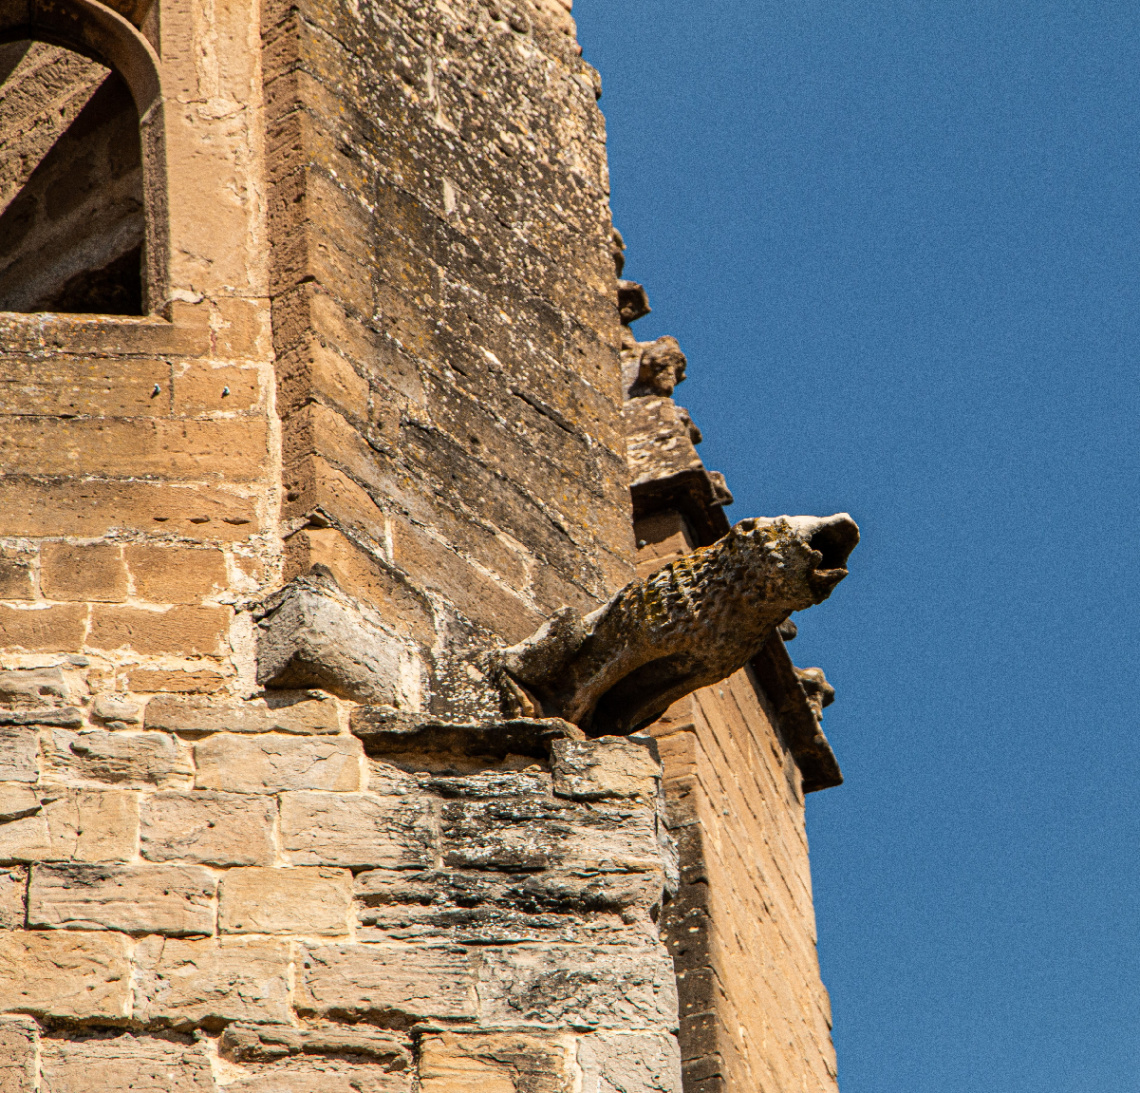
[0,0,854,1089]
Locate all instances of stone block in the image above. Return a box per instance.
[0,786,137,865]
[282,528,435,647]
[172,362,262,416]
[42,729,193,787]
[0,476,256,540]
[255,577,424,705]
[39,543,127,603]
[577,1031,683,1093]
[280,792,433,869]
[124,545,228,604]
[38,1035,215,1092]
[477,947,678,1030]
[440,798,661,875]
[133,936,291,1028]
[0,731,38,784]
[145,694,339,735]
[0,605,86,653]
[28,863,216,935]
[0,931,130,1019]
[418,1032,572,1093]
[0,668,69,707]
[0,552,34,602]
[220,1022,410,1064]
[0,868,25,927]
[550,737,660,802]
[194,734,362,793]
[219,867,351,935]
[127,668,230,695]
[218,1058,412,1092]
[294,943,476,1021]
[0,1017,37,1093]
[89,695,142,724]
[87,605,230,656]
[140,791,276,866]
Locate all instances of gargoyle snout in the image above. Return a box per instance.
[800,513,859,599]
[808,513,859,572]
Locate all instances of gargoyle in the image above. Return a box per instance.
[497,513,859,735]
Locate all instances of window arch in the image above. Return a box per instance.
[0,0,166,314]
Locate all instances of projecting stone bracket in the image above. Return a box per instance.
[253,571,425,707]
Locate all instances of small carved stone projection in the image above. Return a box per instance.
[498,513,859,735]
[633,335,687,397]
[794,665,836,722]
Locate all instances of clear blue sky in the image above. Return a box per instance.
[574,3,1140,1090]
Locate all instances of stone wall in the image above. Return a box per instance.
[0,0,854,1088]
[261,0,635,710]
[0,697,681,1091]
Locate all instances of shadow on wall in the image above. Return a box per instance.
[0,39,144,314]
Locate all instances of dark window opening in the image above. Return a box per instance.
[0,40,145,314]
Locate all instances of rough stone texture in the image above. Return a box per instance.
[280,792,434,869]
[219,867,351,935]
[294,943,477,1022]
[144,695,339,736]
[132,937,292,1027]
[0,931,130,1019]
[0,868,25,928]
[578,1031,683,1093]
[499,514,858,733]
[140,791,276,866]
[41,730,193,788]
[38,1036,215,1092]
[28,864,216,935]
[195,733,363,792]
[418,1032,572,1093]
[0,1018,36,1093]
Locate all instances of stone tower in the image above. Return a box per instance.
[0,0,855,1089]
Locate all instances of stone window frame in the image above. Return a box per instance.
[0,0,169,315]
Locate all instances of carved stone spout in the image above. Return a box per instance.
[498,513,859,735]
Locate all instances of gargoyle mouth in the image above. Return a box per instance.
[806,514,859,597]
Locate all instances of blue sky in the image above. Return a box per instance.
[574,2,1140,1089]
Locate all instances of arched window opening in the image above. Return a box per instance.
[0,38,145,314]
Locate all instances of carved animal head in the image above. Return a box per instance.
[499,513,859,734]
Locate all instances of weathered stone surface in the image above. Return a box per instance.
[219,1058,412,1092]
[418,1032,572,1093]
[0,785,138,864]
[281,793,433,869]
[0,708,83,728]
[221,1021,411,1065]
[133,936,291,1028]
[550,737,660,802]
[38,1035,215,1092]
[0,931,130,1019]
[0,668,69,707]
[0,868,25,928]
[0,1017,36,1093]
[294,943,476,1021]
[440,798,661,876]
[219,867,351,935]
[195,734,362,792]
[0,730,38,784]
[477,947,678,1030]
[500,514,859,733]
[28,864,216,935]
[89,695,141,724]
[577,1031,683,1093]
[140,791,276,866]
[145,693,339,736]
[41,730,193,787]
[256,577,423,705]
